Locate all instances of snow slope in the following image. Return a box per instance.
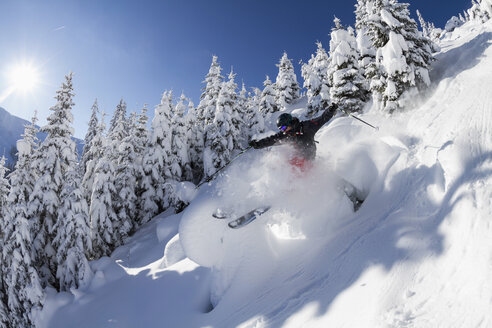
[42,20,492,328]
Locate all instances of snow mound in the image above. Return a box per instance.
[179,115,405,306]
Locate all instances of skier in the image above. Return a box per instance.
[248,103,338,170]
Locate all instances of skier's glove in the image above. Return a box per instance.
[249,139,261,149]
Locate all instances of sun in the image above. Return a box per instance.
[7,62,40,93]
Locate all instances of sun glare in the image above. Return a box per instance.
[7,62,40,93]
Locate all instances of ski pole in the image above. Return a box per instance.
[196,146,253,189]
[341,109,379,131]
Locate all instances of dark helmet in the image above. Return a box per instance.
[277,113,294,131]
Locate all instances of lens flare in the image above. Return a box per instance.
[7,62,40,93]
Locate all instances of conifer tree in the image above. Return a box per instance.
[0,157,9,219]
[224,70,243,151]
[416,10,442,48]
[364,0,434,111]
[479,0,492,18]
[259,75,278,120]
[138,92,173,225]
[203,85,234,179]
[82,111,106,211]
[275,52,300,111]
[302,42,331,116]
[329,18,368,113]
[355,0,378,96]
[2,113,43,327]
[29,72,78,287]
[109,99,127,134]
[133,107,149,160]
[246,88,265,139]
[186,100,204,184]
[236,82,249,149]
[113,112,138,244]
[0,156,9,325]
[89,117,118,258]
[133,106,149,222]
[53,168,92,291]
[80,99,99,176]
[2,199,44,328]
[198,56,224,126]
[0,293,7,328]
[170,94,192,183]
[468,0,491,22]
[2,113,39,249]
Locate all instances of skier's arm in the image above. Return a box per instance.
[249,132,288,149]
[312,103,338,127]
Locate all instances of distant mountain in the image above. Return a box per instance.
[0,106,84,169]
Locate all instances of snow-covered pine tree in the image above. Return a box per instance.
[467,0,491,22]
[80,99,99,176]
[0,157,9,219]
[275,52,300,111]
[186,100,204,184]
[355,0,378,98]
[112,112,138,245]
[416,9,429,37]
[2,113,39,250]
[459,12,466,23]
[198,56,224,126]
[259,75,278,121]
[329,18,368,113]
[0,156,10,316]
[224,70,243,151]
[365,0,434,112]
[166,94,192,211]
[0,293,6,328]
[203,84,235,179]
[108,99,129,162]
[2,195,44,328]
[29,72,78,287]
[237,82,250,149]
[89,116,118,258]
[170,94,192,183]
[416,10,442,49]
[0,156,9,326]
[109,98,127,134]
[245,87,265,139]
[133,106,149,223]
[138,92,173,225]
[1,112,41,327]
[53,168,92,291]
[478,0,492,18]
[301,42,331,117]
[82,111,106,211]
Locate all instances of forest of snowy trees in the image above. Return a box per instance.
[1,0,491,326]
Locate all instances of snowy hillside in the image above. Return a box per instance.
[42,19,492,328]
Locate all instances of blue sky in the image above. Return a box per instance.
[0,0,470,138]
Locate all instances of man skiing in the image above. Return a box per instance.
[214,103,362,229]
[249,103,338,170]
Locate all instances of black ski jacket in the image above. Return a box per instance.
[252,104,337,161]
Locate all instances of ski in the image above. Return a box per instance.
[228,206,271,229]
